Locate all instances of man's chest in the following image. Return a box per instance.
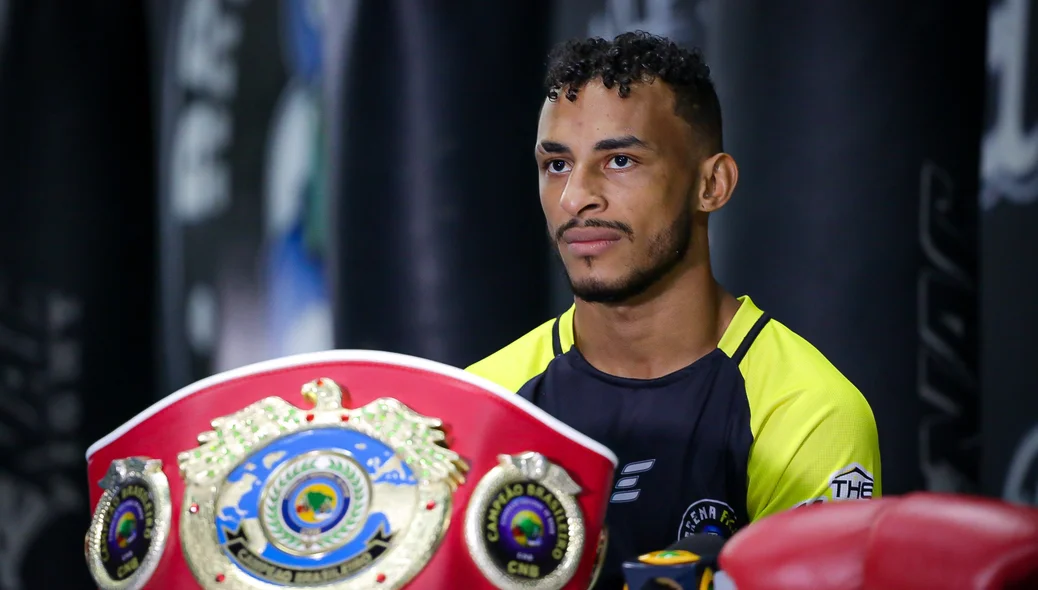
[589,443,749,590]
[523,361,754,549]
[605,450,745,546]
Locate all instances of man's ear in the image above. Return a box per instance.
[698,153,739,213]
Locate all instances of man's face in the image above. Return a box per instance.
[536,80,700,304]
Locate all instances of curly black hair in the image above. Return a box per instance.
[544,31,723,153]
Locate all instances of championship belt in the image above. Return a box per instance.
[84,351,616,590]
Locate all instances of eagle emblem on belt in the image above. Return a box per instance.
[178,377,467,589]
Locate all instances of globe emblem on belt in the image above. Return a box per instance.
[511,510,545,548]
[292,481,340,526]
[260,452,371,556]
[113,510,139,549]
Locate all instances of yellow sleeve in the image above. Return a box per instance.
[746,384,882,520]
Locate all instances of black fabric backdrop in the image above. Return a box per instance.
[329,0,554,368]
[151,0,339,394]
[707,1,987,495]
[151,0,292,393]
[980,0,1038,504]
[0,2,155,588]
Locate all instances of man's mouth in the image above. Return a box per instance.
[561,227,624,256]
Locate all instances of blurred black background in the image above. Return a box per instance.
[0,1,1035,588]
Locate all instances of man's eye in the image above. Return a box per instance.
[607,155,632,169]
[547,160,571,173]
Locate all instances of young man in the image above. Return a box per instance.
[466,32,881,588]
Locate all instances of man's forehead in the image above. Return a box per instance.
[537,80,681,144]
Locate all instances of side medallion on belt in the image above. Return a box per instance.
[588,526,609,590]
[85,457,172,590]
[464,452,587,590]
[178,378,468,589]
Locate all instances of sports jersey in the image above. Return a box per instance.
[466,295,881,589]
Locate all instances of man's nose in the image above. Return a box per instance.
[559,165,607,217]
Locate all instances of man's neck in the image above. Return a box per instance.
[572,266,740,380]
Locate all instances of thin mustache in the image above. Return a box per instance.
[554,218,634,242]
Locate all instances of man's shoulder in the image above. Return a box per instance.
[750,317,857,385]
[465,314,562,393]
[740,313,882,516]
[743,315,876,432]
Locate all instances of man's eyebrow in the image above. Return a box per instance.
[538,136,650,155]
[537,140,570,154]
[594,135,648,151]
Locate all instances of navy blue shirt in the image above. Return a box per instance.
[514,317,763,589]
[468,297,882,590]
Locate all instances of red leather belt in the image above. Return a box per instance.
[84,351,616,590]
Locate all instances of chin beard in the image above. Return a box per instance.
[566,202,693,304]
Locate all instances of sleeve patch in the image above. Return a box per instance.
[793,463,875,508]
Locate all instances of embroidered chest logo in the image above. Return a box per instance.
[610,459,655,503]
[677,499,740,539]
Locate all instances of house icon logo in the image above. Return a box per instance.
[829,463,875,500]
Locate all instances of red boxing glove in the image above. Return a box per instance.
[716,493,1038,590]
[84,350,617,590]
[716,499,883,590]
[862,493,1038,590]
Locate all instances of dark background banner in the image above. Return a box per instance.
[0,2,155,588]
[329,0,554,368]
[707,1,987,495]
[981,0,1038,504]
[152,0,334,394]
